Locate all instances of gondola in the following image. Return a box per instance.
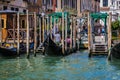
[110,43,120,59]
[43,35,66,56]
[0,41,35,57]
[0,47,17,57]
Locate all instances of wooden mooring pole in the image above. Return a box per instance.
[45,16,47,34]
[53,16,56,42]
[42,16,45,43]
[34,12,37,56]
[17,12,20,56]
[46,16,49,34]
[39,16,41,46]
[50,16,53,38]
[0,14,2,46]
[87,12,92,57]
[26,10,30,58]
[107,13,112,60]
[62,12,65,54]
[65,14,67,51]
[73,17,76,49]
[13,14,16,43]
[70,17,73,50]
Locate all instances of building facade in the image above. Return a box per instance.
[41,0,100,17]
[111,0,120,21]
[0,0,28,13]
[27,0,42,14]
[100,0,120,21]
[100,0,111,13]
[111,0,120,14]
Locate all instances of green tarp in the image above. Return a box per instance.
[48,12,70,30]
[90,13,108,19]
[90,13,108,25]
[48,12,69,18]
[48,12,70,24]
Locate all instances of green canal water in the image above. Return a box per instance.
[0,50,120,80]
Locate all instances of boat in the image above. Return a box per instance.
[0,42,34,57]
[110,43,120,59]
[0,47,17,57]
[80,33,88,49]
[43,35,71,56]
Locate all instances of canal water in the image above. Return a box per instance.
[0,50,120,80]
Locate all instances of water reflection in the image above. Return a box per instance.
[0,50,120,80]
[110,59,120,70]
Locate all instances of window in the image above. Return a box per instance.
[1,19,4,28]
[61,0,77,9]
[23,9,26,13]
[11,7,14,11]
[46,0,53,9]
[42,0,46,5]
[22,20,25,28]
[103,0,108,7]
[117,1,119,6]
[3,6,7,10]
[72,0,77,9]
[15,8,19,11]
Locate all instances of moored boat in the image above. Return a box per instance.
[43,35,72,56]
[43,35,63,56]
[0,47,17,57]
[110,43,120,59]
[0,42,34,57]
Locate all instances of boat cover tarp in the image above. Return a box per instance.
[90,13,109,26]
[90,13,108,19]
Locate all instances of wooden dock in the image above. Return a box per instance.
[88,13,112,57]
[0,11,78,58]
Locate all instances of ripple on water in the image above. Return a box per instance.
[0,50,120,80]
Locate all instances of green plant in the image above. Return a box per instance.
[111,20,120,30]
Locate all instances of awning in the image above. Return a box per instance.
[48,12,69,18]
[90,13,108,19]
[0,10,17,14]
[48,12,69,23]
